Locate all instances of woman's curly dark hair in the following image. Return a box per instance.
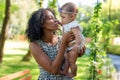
[25,8,56,42]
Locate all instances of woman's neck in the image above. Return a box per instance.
[42,31,58,46]
[42,31,54,43]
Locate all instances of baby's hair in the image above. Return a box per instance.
[60,2,78,14]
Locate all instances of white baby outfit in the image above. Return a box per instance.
[63,20,85,51]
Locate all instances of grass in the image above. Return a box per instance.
[0,40,89,80]
[0,54,39,80]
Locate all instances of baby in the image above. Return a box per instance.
[59,2,85,78]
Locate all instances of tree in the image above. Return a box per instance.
[48,0,58,16]
[88,1,117,79]
[48,0,57,8]
[102,0,120,36]
[0,0,11,64]
[38,0,44,7]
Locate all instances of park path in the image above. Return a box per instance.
[108,54,120,80]
[108,54,120,72]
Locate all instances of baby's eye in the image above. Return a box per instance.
[62,16,65,18]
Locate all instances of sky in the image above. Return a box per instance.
[43,0,103,8]
[58,0,98,7]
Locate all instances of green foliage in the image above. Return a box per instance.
[108,45,120,55]
[80,22,92,37]
[48,0,57,8]
[0,0,19,35]
[11,4,19,13]
[77,5,94,37]
[0,0,5,24]
[47,0,58,17]
[102,0,120,36]
[88,2,115,80]
[0,1,19,18]
[113,21,120,36]
[6,0,38,39]
[82,0,120,37]
[77,5,93,23]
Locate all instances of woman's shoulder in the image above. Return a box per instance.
[29,42,38,49]
[29,41,42,52]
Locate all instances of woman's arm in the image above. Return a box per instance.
[29,32,73,74]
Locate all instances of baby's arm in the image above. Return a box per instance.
[71,26,82,46]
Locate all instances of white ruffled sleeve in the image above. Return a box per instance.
[68,21,83,32]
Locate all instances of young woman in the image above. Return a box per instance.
[25,8,85,80]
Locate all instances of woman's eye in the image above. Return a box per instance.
[62,16,65,18]
[49,17,53,20]
[49,17,56,21]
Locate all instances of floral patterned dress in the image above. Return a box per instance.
[36,39,73,80]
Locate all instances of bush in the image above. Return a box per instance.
[108,45,120,55]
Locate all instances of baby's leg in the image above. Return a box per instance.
[59,57,69,75]
[67,50,78,77]
[77,44,84,56]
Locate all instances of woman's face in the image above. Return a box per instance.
[43,10,59,31]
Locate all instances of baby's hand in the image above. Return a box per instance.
[56,20,62,26]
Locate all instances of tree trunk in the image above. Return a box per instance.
[0,0,11,64]
[21,50,31,61]
[38,0,44,8]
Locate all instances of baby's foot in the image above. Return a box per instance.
[66,72,76,78]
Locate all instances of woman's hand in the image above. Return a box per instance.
[62,31,75,46]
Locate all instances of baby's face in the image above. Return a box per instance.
[60,12,73,25]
